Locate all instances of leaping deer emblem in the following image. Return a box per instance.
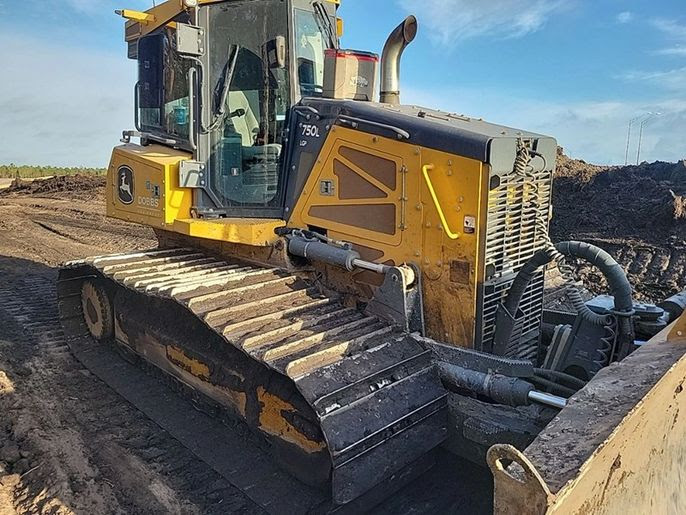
[120,171,132,200]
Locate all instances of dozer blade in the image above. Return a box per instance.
[489,315,686,515]
[57,248,447,507]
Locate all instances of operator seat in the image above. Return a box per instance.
[227,90,259,146]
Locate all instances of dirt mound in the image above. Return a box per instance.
[554,147,606,182]
[552,155,686,245]
[3,175,106,198]
[551,149,686,302]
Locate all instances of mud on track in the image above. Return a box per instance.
[0,182,491,514]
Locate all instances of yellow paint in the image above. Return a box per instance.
[107,143,192,229]
[165,345,247,416]
[289,126,486,347]
[166,345,211,381]
[291,131,405,248]
[257,387,326,453]
[668,310,686,341]
[172,218,284,246]
[117,9,155,24]
[123,0,226,42]
[336,17,344,37]
[108,144,285,247]
[422,164,460,240]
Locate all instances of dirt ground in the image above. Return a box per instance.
[552,150,686,302]
[0,177,491,514]
[1,154,684,514]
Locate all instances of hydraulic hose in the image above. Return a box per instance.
[557,241,634,315]
[495,240,635,357]
[504,242,626,327]
[495,141,635,360]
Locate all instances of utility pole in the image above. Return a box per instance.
[625,115,644,165]
[636,112,661,165]
[626,113,659,165]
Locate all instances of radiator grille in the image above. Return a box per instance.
[478,169,553,354]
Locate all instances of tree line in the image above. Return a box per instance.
[0,164,106,179]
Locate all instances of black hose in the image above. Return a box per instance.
[557,241,633,315]
[504,244,612,326]
[496,241,634,356]
[527,375,576,397]
[534,368,587,389]
[503,249,554,315]
[559,242,636,360]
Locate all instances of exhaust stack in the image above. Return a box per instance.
[380,15,418,105]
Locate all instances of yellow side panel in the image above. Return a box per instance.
[257,387,326,454]
[289,126,487,347]
[419,148,488,345]
[107,143,192,229]
[172,218,284,245]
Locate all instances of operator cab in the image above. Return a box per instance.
[132,0,337,218]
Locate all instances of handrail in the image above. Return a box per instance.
[134,81,141,132]
[188,68,197,151]
[338,115,410,140]
[422,164,460,240]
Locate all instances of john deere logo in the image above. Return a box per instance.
[117,166,134,205]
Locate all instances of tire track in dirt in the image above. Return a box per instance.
[0,264,264,514]
[573,239,686,302]
[553,154,686,303]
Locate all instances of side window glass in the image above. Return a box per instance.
[295,9,327,97]
[137,15,191,142]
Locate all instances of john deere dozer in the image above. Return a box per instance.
[57,1,686,512]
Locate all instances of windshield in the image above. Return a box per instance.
[205,1,290,208]
[294,8,331,97]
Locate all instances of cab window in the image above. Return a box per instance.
[137,14,192,142]
[294,8,328,97]
[206,1,290,208]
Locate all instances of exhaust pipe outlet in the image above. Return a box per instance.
[380,15,418,105]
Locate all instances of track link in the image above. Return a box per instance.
[57,248,448,506]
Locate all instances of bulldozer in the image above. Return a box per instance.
[56,0,686,512]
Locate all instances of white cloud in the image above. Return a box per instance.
[620,66,686,91]
[401,86,686,165]
[650,18,686,57]
[654,46,686,56]
[616,11,633,24]
[651,18,686,40]
[622,18,686,91]
[396,0,568,45]
[0,32,136,167]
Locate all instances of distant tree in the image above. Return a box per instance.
[0,164,106,179]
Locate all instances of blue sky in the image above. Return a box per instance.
[0,0,684,167]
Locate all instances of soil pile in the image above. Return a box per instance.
[552,151,686,245]
[551,149,686,302]
[3,175,106,200]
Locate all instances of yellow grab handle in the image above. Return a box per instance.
[422,164,460,240]
[115,9,156,24]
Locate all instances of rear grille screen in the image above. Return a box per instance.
[478,169,553,355]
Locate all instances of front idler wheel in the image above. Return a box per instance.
[80,280,114,341]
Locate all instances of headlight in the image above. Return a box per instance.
[183,0,198,7]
